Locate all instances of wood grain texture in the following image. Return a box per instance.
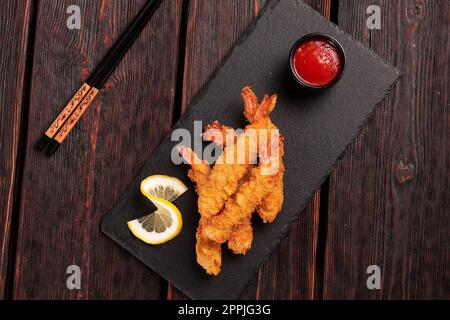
[12,0,182,299]
[0,0,33,299]
[324,0,450,299]
[3,0,446,300]
[167,0,330,300]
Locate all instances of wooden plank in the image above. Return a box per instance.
[324,0,450,299]
[12,0,182,299]
[167,0,330,300]
[0,0,33,299]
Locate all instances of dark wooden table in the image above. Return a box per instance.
[0,0,448,300]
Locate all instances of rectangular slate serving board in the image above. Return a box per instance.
[102,0,399,300]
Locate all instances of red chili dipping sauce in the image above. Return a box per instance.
[292,38,342,87]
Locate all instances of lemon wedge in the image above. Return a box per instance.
[128,175,187,245]
[128,197,183,244]
[140,175,188,202]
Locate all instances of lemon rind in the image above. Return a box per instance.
[128,175,185,245]
[140,175,188,201]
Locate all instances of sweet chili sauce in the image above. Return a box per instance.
[292,38,343,87]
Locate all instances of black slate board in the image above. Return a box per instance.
[101,0,399,300]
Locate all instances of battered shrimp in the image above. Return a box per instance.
[178,87,285,272]
[197,91,276,219]
[203,137,284,244]
[177,146,221,275]
[201,89,282,254]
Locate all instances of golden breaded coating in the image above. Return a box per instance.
[204,136,283,244]
[256,168,284,223]
[227,220,253,254]
[177,146,222,275]
[203,165,278,243]
[202,92,281,254]
[197,98,275,219]
[195,219,221,275]
[257,135,285,223]
[178,87,285,274]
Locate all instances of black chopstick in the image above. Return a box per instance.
[36,0,163,155]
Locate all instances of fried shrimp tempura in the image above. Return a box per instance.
[257,161,284,223]
[227,170,255,254]
[242,92,283,224]
[204,99,283,209]
[178,87,285,273]
[227,221,253,254]
[197,92,276,219]
[177,144,256,270]
[177,146,221,275]
[204,136,284,244]
[201,90,282,254]
[195,220,221,275]
[202,121,254,254]
[197,134,256,219]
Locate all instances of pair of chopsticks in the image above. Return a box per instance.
[36,0,163,155]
